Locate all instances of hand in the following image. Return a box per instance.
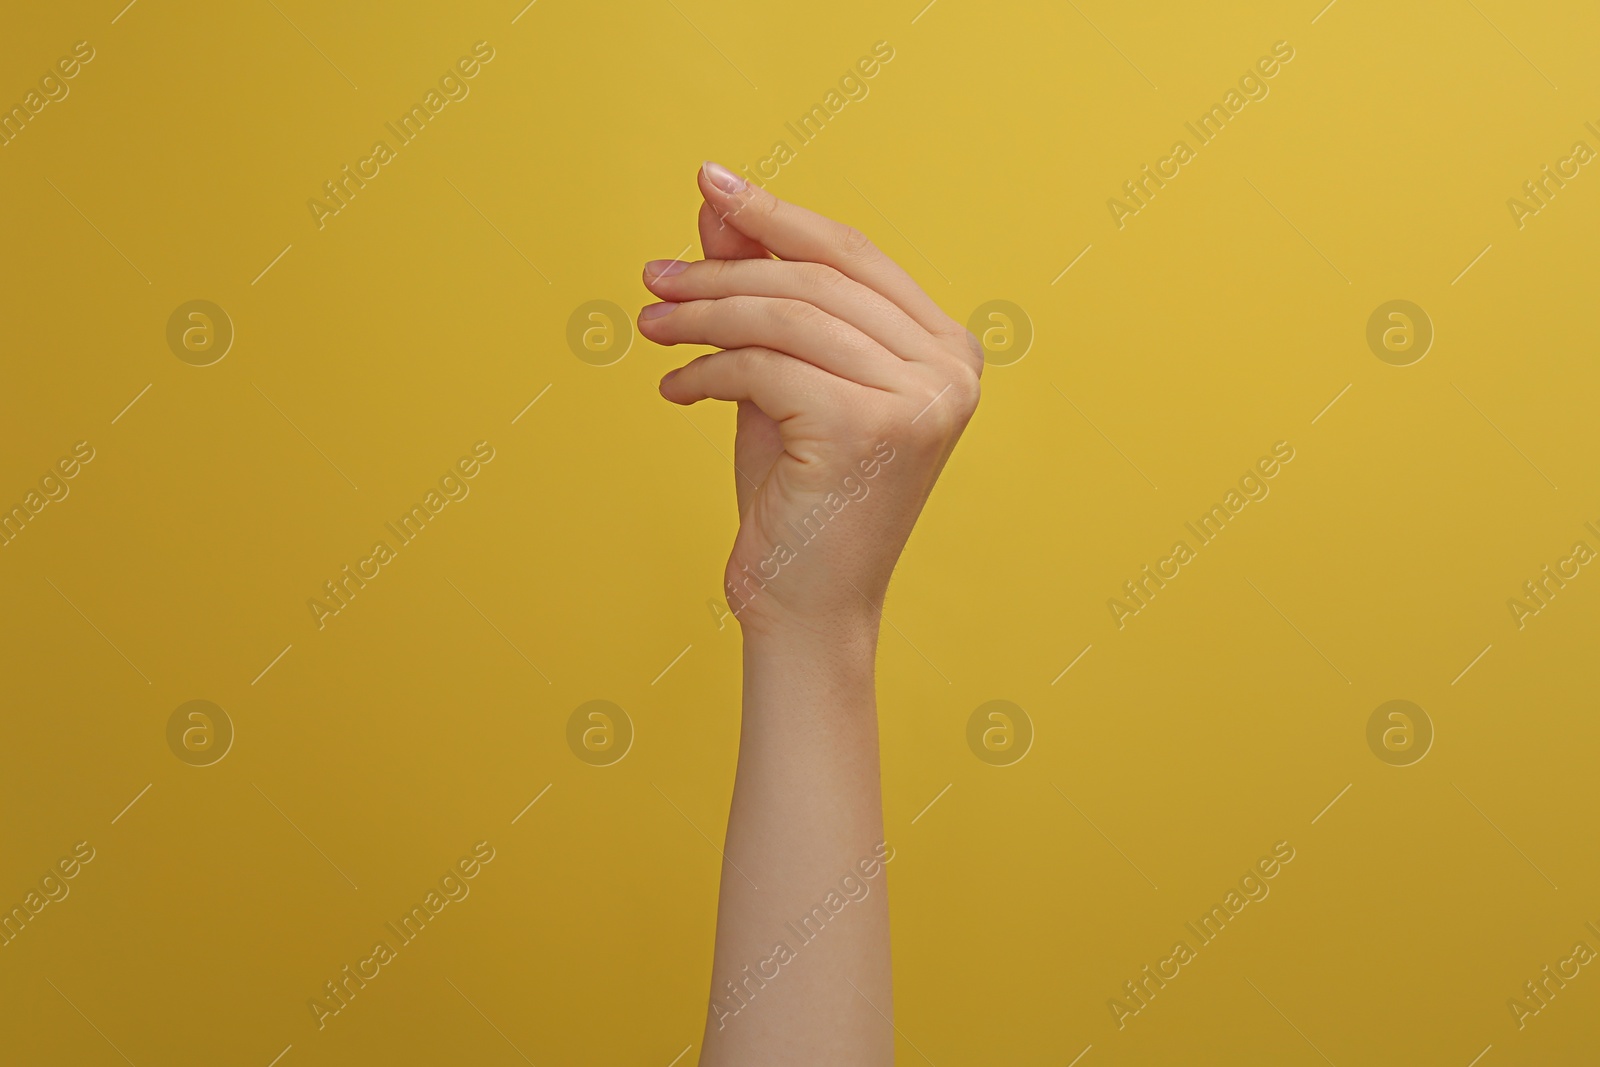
[640,162,981,644]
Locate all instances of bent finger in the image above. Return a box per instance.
[642,257,945,365]
[697,162,957,339]
[659,346,843,419]
[640,296,900,389]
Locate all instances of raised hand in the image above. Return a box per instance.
[641,163,979,1065]
[641,162,981,643]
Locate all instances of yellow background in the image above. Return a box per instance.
[2,0,1597,1063]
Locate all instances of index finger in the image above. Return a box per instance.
[698,161,957,340]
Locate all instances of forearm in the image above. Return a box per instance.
[700,618,894,1065]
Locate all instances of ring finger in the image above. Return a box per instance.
[638,295,901,389]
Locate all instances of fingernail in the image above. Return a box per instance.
[645,259,688,278]
[702,160,747,194]
[640,302,679,320]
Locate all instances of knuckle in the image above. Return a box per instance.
[774,298,819,329]
[953,370,982,415]
[704,258,733,288]
[906,372,980,440]
[962,328,984,367]
[956,330,987,379]
[724,294,760,318]
[836,225,875,259]
[749,189,779,223]
[804,262,849,297]
[730,347,763,376]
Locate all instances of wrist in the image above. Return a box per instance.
[738,604,881,672]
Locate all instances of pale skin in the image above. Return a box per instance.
[639,162,981,1064]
